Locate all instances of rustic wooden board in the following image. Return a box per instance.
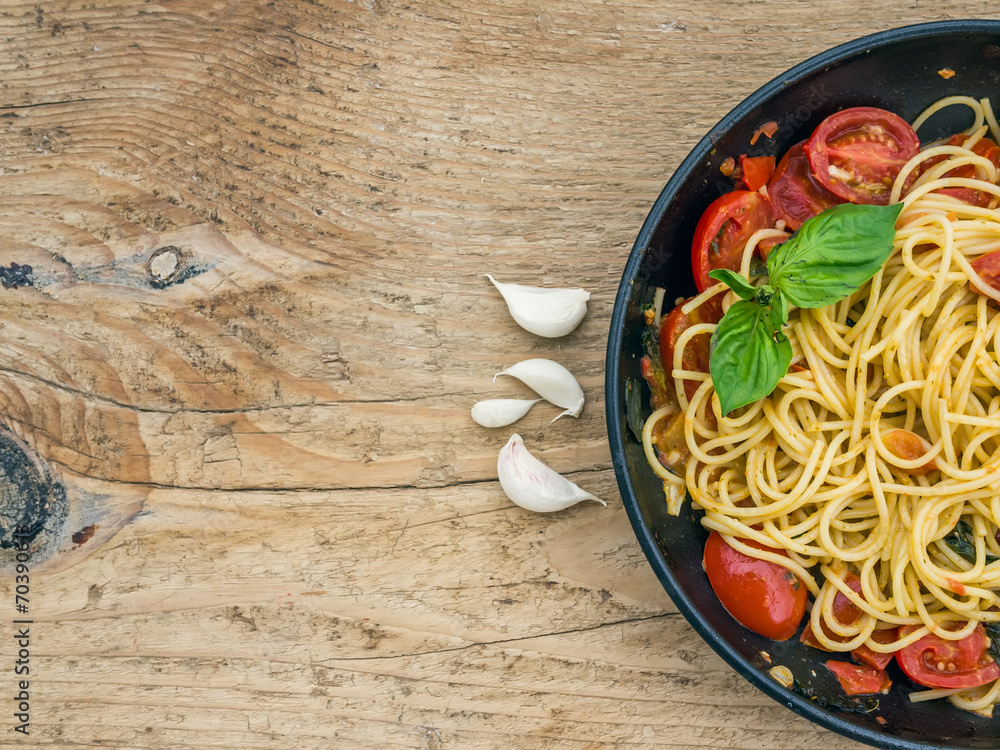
[1,0,998,746]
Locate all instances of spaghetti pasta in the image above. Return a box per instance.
[642,97,1000,714]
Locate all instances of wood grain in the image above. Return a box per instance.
[0,0,997,746]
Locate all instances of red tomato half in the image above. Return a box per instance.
[896,623,1000,690]
[766,141,844,231]
[804,107,920,205]
[825,660,892,695]
[691,190,774,292]
[659,298,722,401]
[703,531,807,641]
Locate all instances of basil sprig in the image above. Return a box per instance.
[708,202,904,415]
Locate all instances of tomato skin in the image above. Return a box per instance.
[658,298,722,401]
[766,141,844,231]
[799,622,830,651]
[970,249,1000,293]
[804,107,920,205]
[751,121,779,145]
[831,573,864,626]
[738,154,776,192]
[882,429,938,475]
[825,660,892,695]
[924,134,1000,207]
[702,531,807,642]
[799,573,864,651]
[852,628,899,671]
[896,623,1000,689]
[691,190,774,292]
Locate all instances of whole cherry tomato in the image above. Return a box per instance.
[766,140,843,231]
[895,623,1000,690]
[690,190,774,292]
[702,530,807,641]
[804,107,920,205]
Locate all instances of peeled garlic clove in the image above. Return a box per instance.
[471,398,542,428]
[494,358,585,420]
[497,434,605,512]
[486,274,590,338]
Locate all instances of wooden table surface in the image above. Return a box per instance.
[2,1,999,747]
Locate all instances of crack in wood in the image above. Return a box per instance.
[311,613,676,663]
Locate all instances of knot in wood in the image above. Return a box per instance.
[0,428,66,568]
[147,245,189,289]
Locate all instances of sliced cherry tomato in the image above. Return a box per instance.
[766,141,843,231]
[935,134,1000,207]
[971,249,1000,293]
[852,628,899,671]
[756,235,786,259]
[882,429,937,475]
[896,623,1000,689]
[831,573,864,625]
[691,190,774,292]
[799,573,864,651]
[738,154,776,192]
[804,107,920,205]
[825,660,892,695]
[799,622,830,651]
[659,298,722,401]
[702,530,807,641]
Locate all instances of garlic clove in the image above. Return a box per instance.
[471,398,542,428]
[497,434,605,512]
[486,274,590,338]
[493,358,585,420]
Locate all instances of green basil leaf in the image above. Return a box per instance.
[625,378,646,443]
[771,288,789,330]
[944,519,1000,565]
[710,300,792,415]
[640,323,670,400]
[708,268,757,301]
[767,202,904,309]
